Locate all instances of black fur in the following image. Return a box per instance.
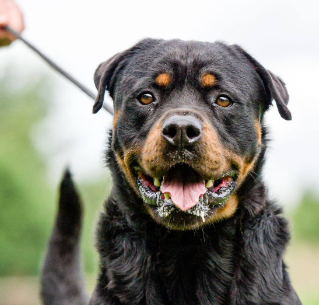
[42,39,301,305]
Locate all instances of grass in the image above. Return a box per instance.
[0,242,318,305]
[285,241,319,305]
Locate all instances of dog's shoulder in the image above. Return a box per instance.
[234,201,300,304]
[243,201,290,244]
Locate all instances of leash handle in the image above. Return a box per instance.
[2,25,114,115]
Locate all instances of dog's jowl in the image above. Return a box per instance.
[41,39,301,305]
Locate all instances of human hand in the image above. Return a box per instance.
[0,0,24,47]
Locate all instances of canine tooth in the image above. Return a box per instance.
[154,177,161,187]
[164,193,171,199]
[205,179,214,188]
[201,211,205,222]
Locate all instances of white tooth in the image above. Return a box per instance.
[154,177,161,187]
[205,179,214,188]
[201,211,205,222]
[164,193,171,199]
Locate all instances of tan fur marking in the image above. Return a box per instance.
[115,146,142,195]
[207,195,238,224]
[155,73,170,87]
[192,122,226,178]
[201,73,217,87]
[254,119,262,146]
[224,150,258,187]
[241,158,257,179]
[113,110,121,130]
[141,119,168,176]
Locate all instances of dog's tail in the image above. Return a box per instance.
[41,170,89,305]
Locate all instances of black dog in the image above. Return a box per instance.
[41,39,301,305]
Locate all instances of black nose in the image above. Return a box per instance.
[161,115,202,148]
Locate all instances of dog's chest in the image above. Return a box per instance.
[148,229,236,305]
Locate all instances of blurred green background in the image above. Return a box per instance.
[0,73,318,305]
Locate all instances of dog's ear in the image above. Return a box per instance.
[93,52,128,114]
[232,45,291,120]
[93,38,162,114]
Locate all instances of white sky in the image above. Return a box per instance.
[1,0,319,208]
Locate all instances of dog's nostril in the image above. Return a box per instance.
[163,126,177,139]
[186,126,201,139]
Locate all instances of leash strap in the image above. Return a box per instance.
[2,26,114,115]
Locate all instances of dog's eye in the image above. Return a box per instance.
[215,96,232,107]
[137,92,155,105]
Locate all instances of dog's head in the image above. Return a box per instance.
[94,39,290,230]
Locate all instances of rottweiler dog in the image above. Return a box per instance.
[41,39,301,305]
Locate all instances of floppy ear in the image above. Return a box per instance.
[232,45,291,120]
[93,52,127,114]
[93,39,163,114]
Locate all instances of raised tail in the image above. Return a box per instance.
[41,170,88,305]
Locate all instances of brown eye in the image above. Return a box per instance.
[137,92,155,105]
[215,96,232,107]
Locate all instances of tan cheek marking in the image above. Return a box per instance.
[155,73,170,87]
[112,113,146,194]
[192,122,226,178]
[201,73,217,87]
[112,110,121,146]
[113,110,121,130]
[207,195,239,224]
[254,119,262,146]
[141,121,167,175]
[241,157,258,180]
[199,118,258,184]
[224,150,259,187]
[115,147,142,195]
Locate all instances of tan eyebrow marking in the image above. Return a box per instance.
[155,73,171,87]
[201,73,217,87]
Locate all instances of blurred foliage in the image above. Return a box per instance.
[292,190,319,244]
[0,72,54,276]
[0,71,110,276]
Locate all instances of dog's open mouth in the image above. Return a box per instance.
[134,163,236,222]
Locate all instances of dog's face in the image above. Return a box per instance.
[94,39,290,230]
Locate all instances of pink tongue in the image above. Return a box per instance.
[161,179,206,211]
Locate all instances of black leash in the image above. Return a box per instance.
[2,26,114,115]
